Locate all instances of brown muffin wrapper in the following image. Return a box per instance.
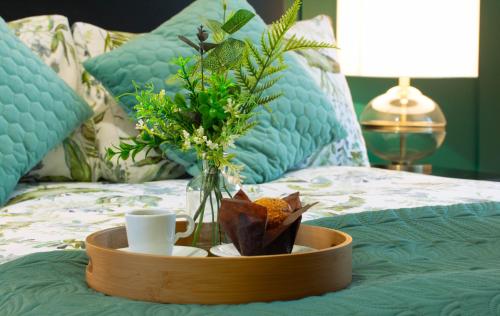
[219,190,317,256]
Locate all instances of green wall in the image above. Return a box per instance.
[295,0,499,173]
[478,0,500,173]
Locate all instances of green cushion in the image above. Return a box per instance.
[0,17,92,205]
[84,0,343,184]
[2,202,500,314]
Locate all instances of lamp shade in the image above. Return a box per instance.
[336,0,480,78]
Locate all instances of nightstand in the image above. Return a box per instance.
[373,164,500,182]
[431,167,500,182]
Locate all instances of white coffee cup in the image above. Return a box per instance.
[125,209,195,256]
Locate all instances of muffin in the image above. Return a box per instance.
[254,197,292,230]
[219,190,316,256]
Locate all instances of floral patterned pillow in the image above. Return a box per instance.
[72,22,185,182]
[8,15,98,182]
[9,16,184,183]
[288,15,370,167]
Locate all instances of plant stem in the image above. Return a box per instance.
[223,1,227,23]
[191,162,224,246]
[193,174,211,221]
[214,184,223,243]
[179,62,197,96]
[191,190,207,246]
[209,188,216,245]
[222,179,232,198]
[200,48,205,91]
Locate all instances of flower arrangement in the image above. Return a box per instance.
[107,0,335,245]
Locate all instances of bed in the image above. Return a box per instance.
[2,166,500,314]
[2,166,500,264]
[1,1,500,315]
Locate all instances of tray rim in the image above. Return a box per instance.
[85,223,353,304]
[85,224,352,261]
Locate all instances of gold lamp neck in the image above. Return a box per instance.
[398,77,411,105]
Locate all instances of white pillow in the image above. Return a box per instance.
[289,15,369,167]
[9,15,99,182]
[71,22,185,183]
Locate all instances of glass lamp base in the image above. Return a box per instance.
[361,77,447,167]
[373,163,432,174]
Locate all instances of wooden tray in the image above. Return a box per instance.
[85,222,352,305]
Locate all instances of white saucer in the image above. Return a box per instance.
[210,243,316,257]
[118,245,208,257]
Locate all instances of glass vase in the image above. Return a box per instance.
[186,160,240,246]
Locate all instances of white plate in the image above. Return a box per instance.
[210,243,316,257]
[118,245,208,257]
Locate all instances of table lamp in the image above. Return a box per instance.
[336,0,480,173]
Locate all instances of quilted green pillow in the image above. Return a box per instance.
[0,17,92,205]
[84,0,344,183]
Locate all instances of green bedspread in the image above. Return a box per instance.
[1,202,500,315]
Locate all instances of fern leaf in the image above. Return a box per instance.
[279,0,302,29]
[245,40,265,67]
[241,0,306,108]
[261,63,287,78]
[268,26,283,51]
[284,34,336,52]
[244,51,259,77]
[257,92,284,106]
[267,0,301,48]
[260,32,271,56]
[235,67,253,92]
[254,76,283,94]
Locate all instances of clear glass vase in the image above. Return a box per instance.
[186,160,240,245]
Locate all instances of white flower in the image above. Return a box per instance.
[159,89,166,98]
[206,140,219,150]
[182,130,190,139]
[194,136,203,145]
[135,119,145,130]
[224,135,236,148]
[196,126,205,136]
[224,98,234,113]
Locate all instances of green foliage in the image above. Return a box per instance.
[105,0,337,246]
[284,34,334,52]
[63,139,92,182]
[221,9,255,34]
[50,22,73,63]
[203,38,246,72]
[236,0,336,111]
[205,19,225,43]
[107,0,335,177]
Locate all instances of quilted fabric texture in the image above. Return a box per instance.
[6,17,184,184]
[84,0,344,184]
[2,202,500,314]
[288,16,369,168]
[0,17,92,205]
[8,15,95,182]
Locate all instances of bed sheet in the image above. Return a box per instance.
[1,166,500,264]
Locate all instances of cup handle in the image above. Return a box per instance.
[174,214,195,243]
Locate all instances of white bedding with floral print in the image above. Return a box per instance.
[2,166,500,264]
[7,16,185,183]
[289,15,369,167]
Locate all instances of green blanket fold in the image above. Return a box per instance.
[1,202,500,315]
